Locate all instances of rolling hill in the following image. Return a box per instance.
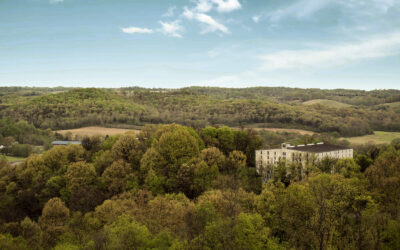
[1,87,400,137]
[302,99,352,108]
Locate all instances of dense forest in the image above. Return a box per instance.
[0,118,55,157]
[1,87,400,136]
[0,124,399,249]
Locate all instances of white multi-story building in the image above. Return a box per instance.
[255,142,353,180]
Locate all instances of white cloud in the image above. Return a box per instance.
[183,7,229,34]
[212,0,241,13]
[158,21,184,38]
[259,33,400,70]
[193,0,241,13]
[183,7,195,19]
[121,27,154,34]
[49,0,64,4]
[195,0,213,12]
[196,13,229,34]
[163,6,177,17]
[252,15,260,23]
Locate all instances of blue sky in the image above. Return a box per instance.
[0,0,399,89]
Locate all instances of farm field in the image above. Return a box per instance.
[240,127,315,135]
[303,99,352,108]
[343,131,400,144]
[55,126,140,137]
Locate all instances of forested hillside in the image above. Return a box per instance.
[1,87,400,137]
[0,124,399,249]
[182,86,400,106]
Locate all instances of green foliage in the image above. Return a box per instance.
[111,134,141,164]
[156,125,200,167]
[65,162,102,212]
[141,125,201,192]
[20,217,41,249]
[105,215,152,250]
[9,143,32,157]
[92,150,113,175]
[0,233,29,250]
[383,220,400,249]
[190,213,281,250]
[0,123,398,249]
[38,198,70,248]
[2,88,145,129]
[101,160,134,196]
[365,146,400,218]
[0,117,54,146]
[3,87,400,136]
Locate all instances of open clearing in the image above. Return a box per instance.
[55,126,140,137]
[3,155,26,163]
[343,131,400,144]
[239,127,315,135]
[303,99,352,108]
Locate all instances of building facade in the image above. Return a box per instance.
[255,142,353,181]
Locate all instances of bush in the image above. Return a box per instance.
[10,144,32,157]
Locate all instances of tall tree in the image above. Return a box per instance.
[38,198,70,248]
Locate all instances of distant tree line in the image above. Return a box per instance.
[0,117,55,157]
[1,88,400,137]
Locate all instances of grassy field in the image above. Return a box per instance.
[236,127,315,135]
[55,126,140,137]
[343,131,400,144]
[3,155,26,163]
[303,99,352,108]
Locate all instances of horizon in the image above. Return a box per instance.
[1,0,400,89]
[1,85,400,92]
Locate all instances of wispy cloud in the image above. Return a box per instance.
[163,6,177,17]
[49,0,64,4]
[121,26,153,34]
[259,33,400,70]
[183,7,229,34]
[158,20,184,38]
[265,0,399,24]
[252,15,260,23]
[267,0,332,23]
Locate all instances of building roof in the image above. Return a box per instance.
[257,142,352,153]
[52,141,82,145]
[288,144,351,153]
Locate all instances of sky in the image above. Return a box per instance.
[0,0,400,90]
